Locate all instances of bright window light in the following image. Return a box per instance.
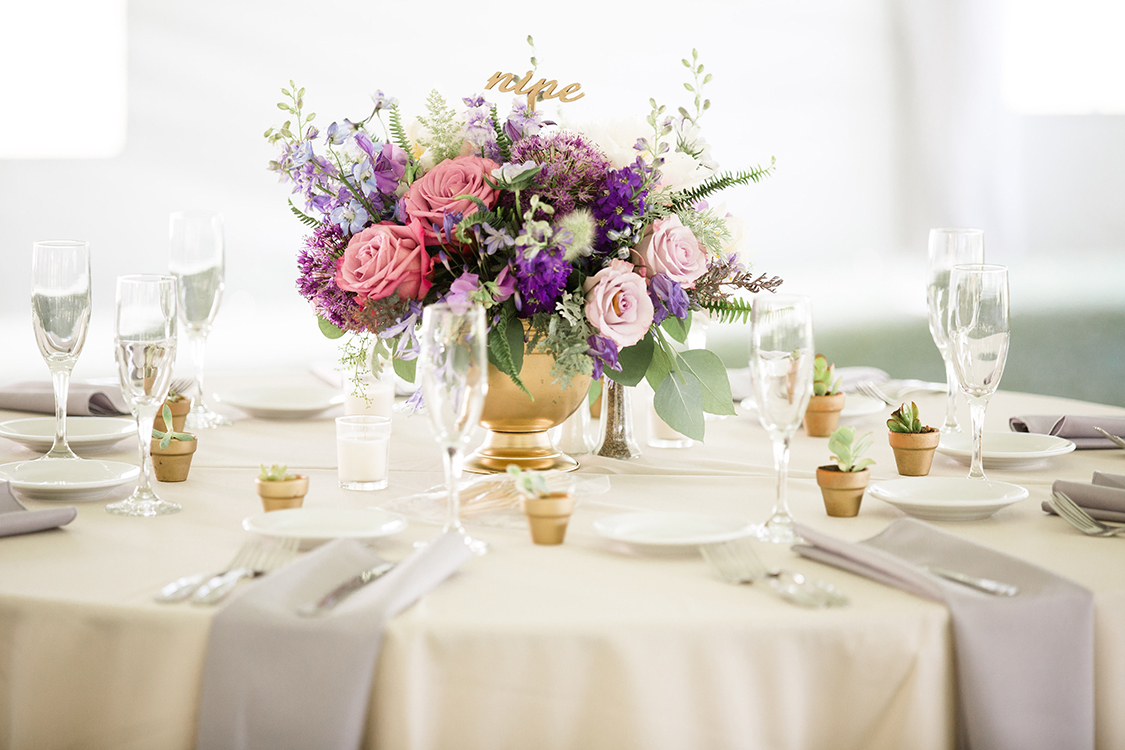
[0,0,127,159]
[1003,0,1125,115]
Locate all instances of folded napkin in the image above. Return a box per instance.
[1009,414,1125,449]
[0,481,76,537]
[196,531,472,750]
[0,381,129,416]
[1047,472,1125,523]
[793,519,1094,750]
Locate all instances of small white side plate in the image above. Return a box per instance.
[842,394,885,418]
[243,507,407,547]
[868,477,1029,522]
[0,417,135,453]
[937,431,1076,469]
[216,386,344,420]
[0,458,139,502]
[593,511,753,547]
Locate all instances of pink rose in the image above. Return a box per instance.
[633,215,707,287]
[583,259,655,349]
[403,154,500,244]
[335,222,432,302]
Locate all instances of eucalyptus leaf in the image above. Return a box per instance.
[318,316,346,339]
[604,333,654,387]
[660,314,691,344]
[678,349,736,416]
[587,379,602,406]
[392,357,416,383]
[644,343,675,392]
[654,371,705,441]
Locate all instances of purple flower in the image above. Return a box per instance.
[370,91,398,111]
[512,245,571,316]
[480,223,514,255]
[492,265,516,303]
[372,144,408,194]
[445,271,480,314]
[507,132,611,220]
[504,101,553,142]
[649,273,690,325]
[591,163,650,255]
[587,334,621,380]
[463,95,501,161]
[296,224,356,330]
[439,210,463,245]
[379,300,422,360]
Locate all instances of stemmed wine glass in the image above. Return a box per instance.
[417,303,489,554]
[169,211,231,429]
[749,295,815,543]
[948,264,1010,481]
[107,275,181,517]
[926,228,985,433]
[31,240,92,461]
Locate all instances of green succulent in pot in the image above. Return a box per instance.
[887,402,940,476]
[812,355,842,397]
[817,426,874,518]
[887,402,935,434]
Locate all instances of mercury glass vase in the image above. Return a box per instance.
[595,380,641,460]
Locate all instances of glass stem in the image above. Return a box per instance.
[46,365,76,459]
[967,396,988,480]
[942,358,961,433]
[189,329,208,410]
[136,403,159,497]
[443,443,464,533]
[770,435,794,524]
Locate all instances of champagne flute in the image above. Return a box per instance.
[169,211,231,429]
[107,275,181,517]
[948,264,1010,481]
[31,240,92,461]
[926,228,985,433]
[417,303,489,554]
[749,295,815,543]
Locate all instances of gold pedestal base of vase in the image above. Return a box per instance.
[464,430,580,474]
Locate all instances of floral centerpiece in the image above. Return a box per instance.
[266,46,781,440]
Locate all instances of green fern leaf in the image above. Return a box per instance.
[288,199,320,228]
[490,105,512,163]
[388,104,415,160]
[697,298,754,325]
[668,159,776,210]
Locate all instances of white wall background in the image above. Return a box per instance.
[1,0,1122,383]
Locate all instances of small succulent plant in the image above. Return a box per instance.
[827,426,875,472]
[812,354,842,397]
[151,404,195,449]
[507,465,551,498]
[166,390,186,403]
[258,464,298,482]
[887,402,933,434]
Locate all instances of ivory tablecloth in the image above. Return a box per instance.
[1,376,1124,750]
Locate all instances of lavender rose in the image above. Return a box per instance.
[583,259,655,349]
[403,154,500,244]
[633,215,707,287]
[335,222,432,302]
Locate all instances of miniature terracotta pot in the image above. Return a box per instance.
[889,429,941,476]
[256,476,309,512]
[153,397,191,433]
[150,436,198,482]
[816,466,870,517]
[804,393,846,437]
[521,492,576,545]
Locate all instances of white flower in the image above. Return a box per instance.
[492,160,538,183]
[575,117,648,169]
[658,150,713,192]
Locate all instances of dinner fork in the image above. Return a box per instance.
[1094,426,1125,450]
[191,536,300,604]
[853,381,895,406]
[155,537,261,603]
[700,538,849,608]
[1048,491,1125,538]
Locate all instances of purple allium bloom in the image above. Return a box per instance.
[591,163,649,255]
[296,224,356,330]
[587,334,621,380]
[512,245,571,316]
[649,273,690,325]
[507,132,611,220]
[445,271,479,314]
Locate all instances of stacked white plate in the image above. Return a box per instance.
[937,431,1075,470]
[868,477,1029,522]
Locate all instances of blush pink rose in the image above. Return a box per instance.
[583,259,655,349]
[335,222,432,302]
[403,154,500,244]
[633,215,707,287]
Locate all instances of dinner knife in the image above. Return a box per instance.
[925,566,1019,597]
[297,561,396,617]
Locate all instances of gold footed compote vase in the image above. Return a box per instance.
[464,351,592,474]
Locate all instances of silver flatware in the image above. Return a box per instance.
[853,380,895,406]
[297,561,396,617]
[1049,491,1125,538]
[925,565,1019,596]
[1094,426,1125,450]
[701,538,848,608]
[191,536,299,605]
[168,377,195,399]
[155,538,261,603]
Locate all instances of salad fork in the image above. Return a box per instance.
[700,538,849,608]
[156,538,261,603]
[1048,491,1125,538]
[854,381,895,406]
[1094,426,1125,450]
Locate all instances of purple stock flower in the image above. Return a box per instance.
[512,245,571,316]
[587,334,621,380]
[649,273,689,325]
[463,95,501,161]
[591,163,649,255]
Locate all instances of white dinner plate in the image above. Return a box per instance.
[0,417,135,454]
[868,477,1029,522]
[242,507,407,547]
[0,458,139,502]
[841,394,885,418]
[593,511,753,547]
[216,386,344,420]
[937,431,1076,470]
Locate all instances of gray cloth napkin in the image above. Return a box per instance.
[1047,472,1125,523]
[0,481,76,537]
[0,381,129,416]
[1009,414,1125,449]
[195,531,472,750]
[793,519,1094,750]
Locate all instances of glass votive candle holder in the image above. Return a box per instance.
[335,415,391,491]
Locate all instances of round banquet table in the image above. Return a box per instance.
[1,373,1124,750]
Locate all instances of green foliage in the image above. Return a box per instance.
[416,90,464,164]
[827,427,875,472]
[675,206,730,254]
[393,356,416,384]
[507,465,551,498]
[487,304,529,398]
[387,103,415,160]
[151,404,195,450]
[698,298,753,325]
[288,199,320,228]
[661,313,691,344]
[490,105,512,163]
[813,354,842,396]
[604,333,655,388]
[667,160,776,211]
[678,48,713,126]
[530,292,595,388]
[259,464,297,482]
[888,401,928,433]
[647,333,736,440]
[318,316,346,339]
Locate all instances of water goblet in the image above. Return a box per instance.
[106,275,181,516]
[948,264,1010,480]
[417,303,489,555]
[926,228,985,433]
[169,211,231,429]
[31,240,92,461]
[749,295,815,543]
